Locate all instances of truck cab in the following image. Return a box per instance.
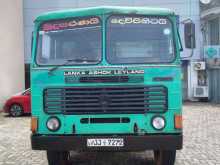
[31,6,183,165]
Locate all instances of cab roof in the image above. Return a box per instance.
[35,6,175,22]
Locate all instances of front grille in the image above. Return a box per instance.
[79,76,129,83]
[44,86,168,115]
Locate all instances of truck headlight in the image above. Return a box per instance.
[152,116,165,130]
[46,117,60,131]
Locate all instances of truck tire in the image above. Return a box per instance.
[47,151,70,165]
[154,150,176,165]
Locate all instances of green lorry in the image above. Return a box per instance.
[31,6,185,165]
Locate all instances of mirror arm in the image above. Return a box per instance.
[31,31,33,55]
[181,49,194,59]
[177,29,183,52]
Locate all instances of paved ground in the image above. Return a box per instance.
[0,102,220,165]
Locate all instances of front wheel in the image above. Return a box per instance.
[47,151,70,165]
[9,104,23,117]
[154,150,176,165]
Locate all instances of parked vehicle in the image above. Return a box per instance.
[30,6,188,165]
[3,88,31,117]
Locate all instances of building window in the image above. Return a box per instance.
[209,18,220,45]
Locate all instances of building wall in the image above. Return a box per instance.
[23,0,201,100]
[209,69,220,103]
[0,0,25,109]
[200,0,220,103]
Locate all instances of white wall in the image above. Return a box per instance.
[0,0,25,108]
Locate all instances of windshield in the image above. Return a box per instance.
[106,15,175,64]
[36,16,102,65]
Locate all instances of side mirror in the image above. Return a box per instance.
[184,22,196,49]
[31,31,33,55]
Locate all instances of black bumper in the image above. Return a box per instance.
[31,134,182,151]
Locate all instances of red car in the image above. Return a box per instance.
[3,88,31,117]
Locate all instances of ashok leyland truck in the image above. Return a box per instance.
[30,6,189,165]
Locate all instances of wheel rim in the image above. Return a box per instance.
[10,105,22,116]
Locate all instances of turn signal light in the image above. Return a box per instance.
[175,115,182,129]
[31,117,38,133]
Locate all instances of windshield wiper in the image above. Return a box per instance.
[48,58,97,75]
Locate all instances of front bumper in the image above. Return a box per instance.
[31,134,182,151]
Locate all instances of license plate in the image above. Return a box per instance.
[87,138,124,147]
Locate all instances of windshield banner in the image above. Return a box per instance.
[41,16,101,32]
[110,16,168,25]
